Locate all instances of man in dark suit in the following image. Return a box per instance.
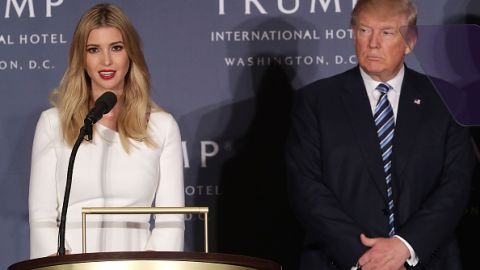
[286,0,474,269]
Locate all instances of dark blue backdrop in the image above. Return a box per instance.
[0,1,478,269]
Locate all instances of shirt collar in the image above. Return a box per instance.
[359,65,405,97]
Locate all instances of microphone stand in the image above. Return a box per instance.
[57,123,92,255]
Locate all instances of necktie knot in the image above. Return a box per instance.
[376,83,392,94]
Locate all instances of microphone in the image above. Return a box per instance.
[84,91,117,125]
[57,91,117,255]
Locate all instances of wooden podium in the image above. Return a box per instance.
[8,251,282,270]
[10,207,281,270]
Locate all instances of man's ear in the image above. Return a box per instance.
[403,26,417,55]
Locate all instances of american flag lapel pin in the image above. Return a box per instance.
[414,99,421,105]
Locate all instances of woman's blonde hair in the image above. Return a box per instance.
[51,3,159,151]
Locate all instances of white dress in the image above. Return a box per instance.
[29,108,185,259]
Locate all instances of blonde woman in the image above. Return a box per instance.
[29,3,184,258]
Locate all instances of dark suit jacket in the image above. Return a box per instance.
[286,66,474,270]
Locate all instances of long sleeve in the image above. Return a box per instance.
[145,113,185,251]
[396,116,474,264]
[29,110,69,258]
[286,89,367,269]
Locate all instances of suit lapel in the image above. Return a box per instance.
[393,68,424,176]
[340,68,388,202]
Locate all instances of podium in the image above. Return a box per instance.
[11,207,282,270]
[8,251,282,270]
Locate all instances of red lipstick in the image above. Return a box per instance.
[99,69,115,80]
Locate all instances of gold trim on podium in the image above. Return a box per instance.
[26,260,256,270]
[9,252,282,270]
[81,207,209,253]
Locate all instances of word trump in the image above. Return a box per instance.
[218,0,358,15]
[182,141,220,168]
[3,0,63,18]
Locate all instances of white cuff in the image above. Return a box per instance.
[394,235,419,266]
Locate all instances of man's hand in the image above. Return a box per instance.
[357,234,410,270]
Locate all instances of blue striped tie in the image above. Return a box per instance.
[374,83,396,237]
